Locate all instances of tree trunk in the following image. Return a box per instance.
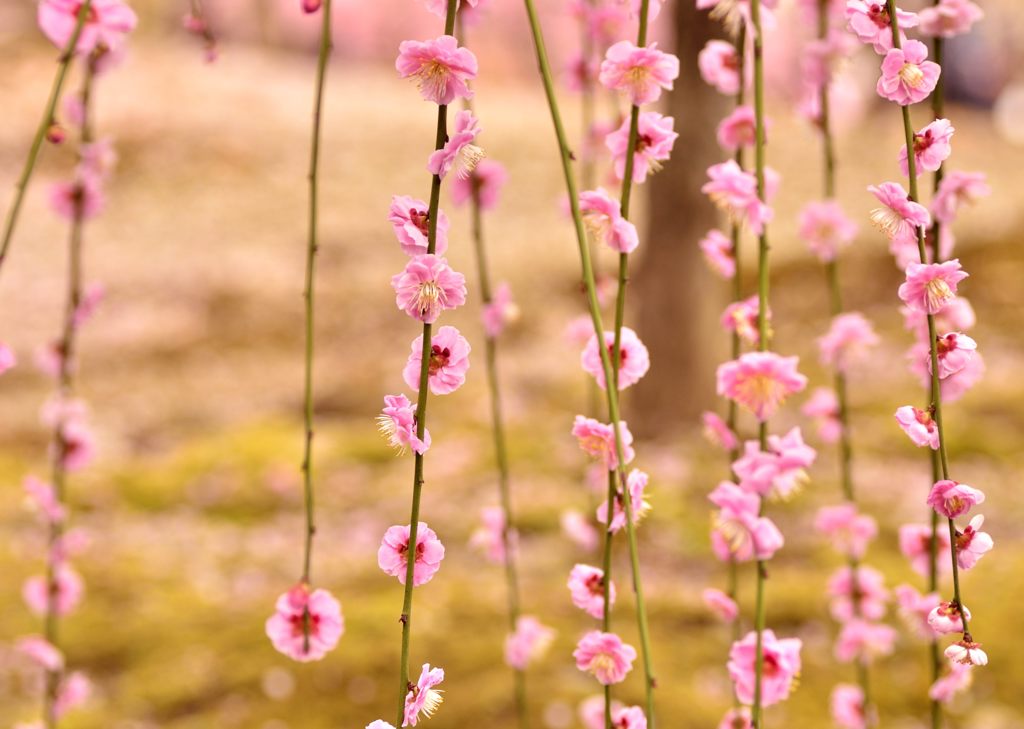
[629,2,726,439]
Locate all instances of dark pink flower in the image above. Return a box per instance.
[716,351,807,422]
[932,331,977,379]
[698,40,741,95]
[709,481,784,562]
[955,514,993,570]
[38,0,137,54]
[899,119,954,177]
[727,630,802,705]
[395,35,478,106]
[579,188,639,254]
[377,394,430,455]
[898,259,968,315]
[876,40,940,106]
[599,41,679,105]
[402,325,471,395]
[894,405,939,449]
[391,254,467,324]
[568,563,615,619]
[573,630,637,685]
[388,195,449,257]
[581,327,650,390]
[596,468,651,533]
[927,479,984,518]
[606,112,677,183]
[867,181,930,247]
[845,1,919,54]
[403,663,445,726]
[378,523,445,586]
[721,295,768,346]
[572,415,636,471]
[427,110,483,179]
[927,601,971,635]
[48,174,105,221]
[264,584,344,662]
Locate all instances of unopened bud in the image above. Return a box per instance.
[302,0,322,13]
[46,123,66,145]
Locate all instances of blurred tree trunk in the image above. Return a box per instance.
[629,3,725,439]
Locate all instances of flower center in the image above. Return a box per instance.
[585,573,606,596]
[715,514,751,554]
[869,206,903,239]
[410,209,430,236]
[429,345,451,375]
[736,373,786,413]
[589,653,616,677]
[376,413,402,450]
[899,62,925,88]
[924,278,954,312]
[583,211,612,245]
[414,279,446,320]
[415,61,452,102]
[455,143,484,179]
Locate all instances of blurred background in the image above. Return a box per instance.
[1,0,1024,727]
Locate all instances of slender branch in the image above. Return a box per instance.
[43,53,97,729]
[517,0,656,722]
[455,16,528,721]
[885,0,970,640]
[726,23,747,465]
[0,1,93,278]
[748,0,771,724]
[395,1,459,723]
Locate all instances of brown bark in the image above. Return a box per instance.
[629,2,727,438]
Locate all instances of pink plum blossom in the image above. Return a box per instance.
[701,411,738,451]
[827,565,889,622]
[899,119,954,177]
[898,259,968,314]
[894,405,939,449]
[378,394,430,456]
[16,635,64,671]
[596,468,652,533]
[573,630,637,685]
[0,342,15,374]
[469,506,515,564]
[944,640,987,666]
[927,479,984,518]
[612,706,647,729]
[698,40,741,95]
[427,110,483,179]
[580,695,623,729]
[709,481,784,562]
[717,105,758,152]
[395,36,478,106]
[264,584,344,662]
[728,630,802,706]
[391,255,467,324]
[38,0,138,54]
[702,161,771,235]
[918,0,982,38]
[716,351,807,422]
[955,514,993,570]
[895,584,942,639]
[815,503,878,559]
[702,588,739,622]
[49,175,105,221]
[932,171,990,224]
[24,475,66,524]
[721,296,768,346]
[505,615,555,669]
[606,111,677,183]
[699,229,736,278]
[402,325,471,395]
[54,671,91,718]
[581,327,650,390]
[579,188,639,254]
[930,662,974,702]
[571,415,636,471]
[835,619,897,663]
[876,40,940,106]
[931,332,977,379]
[388,195,449,257]
[818,312,878,371]
[599,41,679,105]
[450,158,507,210]
[481,282,518,338]
[53,416,96,472]
[717,708,753,729]
[23,564,84,616]
[404,663,445,726]
[831,684,868,729]
[802,388,842,444]
[927,601,971,634]
[845,1,919,53]
[867,181,930,247]
[562,510,599,551]
[367,722,397,729]
[568,563,615,619]
[798,200,858,262]
[378,523,445,586]
[899,523,951,577]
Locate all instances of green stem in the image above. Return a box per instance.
[518,0,656,724]
[601,470,615,729]
[0,1,93,278]
[395,1,458,724]
[43,53,97,729]
[749,0,772,725]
